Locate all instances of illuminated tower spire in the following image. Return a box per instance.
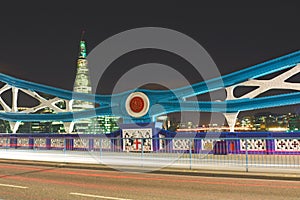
[79,38,87,59]
[72,32,94,133]
[73,33,93,110]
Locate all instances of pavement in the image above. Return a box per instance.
[0,149,299,181]
[1,158,300,181]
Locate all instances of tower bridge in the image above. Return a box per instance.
[0,44,299,133]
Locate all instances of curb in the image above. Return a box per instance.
[0,159,299,181]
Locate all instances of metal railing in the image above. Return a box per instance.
[0,134,299,172]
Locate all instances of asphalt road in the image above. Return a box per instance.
[0,163,299,200]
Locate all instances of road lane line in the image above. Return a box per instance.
[70,192,132,200]
[0,183,27,189]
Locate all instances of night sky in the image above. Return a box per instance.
[0,1,299,124]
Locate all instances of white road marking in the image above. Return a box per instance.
[70,192,132,200]
[0,183,27,189]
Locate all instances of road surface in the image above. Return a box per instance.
[0,163,299,200]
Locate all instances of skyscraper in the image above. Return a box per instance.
[72,38,94,133]
[72,35,119,134]
[73,40,94,110]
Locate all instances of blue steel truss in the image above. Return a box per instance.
[0,50,300,125]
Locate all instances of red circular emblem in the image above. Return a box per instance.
[129,96,145,113]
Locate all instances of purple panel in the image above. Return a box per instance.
[266,139,275,155]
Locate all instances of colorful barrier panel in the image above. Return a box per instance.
[0,131,299,155]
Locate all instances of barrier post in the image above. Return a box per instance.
[63,137,66,154]
[141,138,144,168]
[189,138,192,170]
[245,139,249,172]
[6,137,9,150]
[99,138,102,160]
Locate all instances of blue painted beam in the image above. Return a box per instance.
[1,91,300,122]
[0,50,299,122]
